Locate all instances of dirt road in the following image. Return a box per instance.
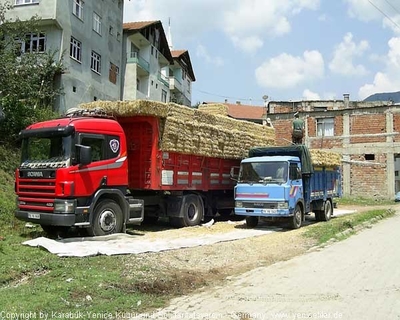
[133,211,400,319]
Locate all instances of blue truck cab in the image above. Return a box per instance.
[234,145,341,229]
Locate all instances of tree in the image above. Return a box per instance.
[0,1,65,145]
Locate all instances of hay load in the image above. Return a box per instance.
[79,100,275,159]
[310,149,342,167]
[198,103,229,116]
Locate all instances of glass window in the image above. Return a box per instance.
[317,117,334,137]
[70,37,82,62]
[161,89,167,103]
[239,161,288,183]
[15,0,39,5]
[73,0,83,20]
[81,137,104,162]
[21,33,46,53]
[91,51,101,74]
[93,12,101,34]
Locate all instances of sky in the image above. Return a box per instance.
[123,0,400,106]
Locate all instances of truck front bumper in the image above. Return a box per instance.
[15,210,76,226]
[234,208,292,217]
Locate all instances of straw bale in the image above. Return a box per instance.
[78,100,276,159]
[198,103,229,116]
[310,149,341,167]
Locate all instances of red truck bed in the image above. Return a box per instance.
[118,116,240,191]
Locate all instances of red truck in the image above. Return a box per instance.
[14,108,240,236]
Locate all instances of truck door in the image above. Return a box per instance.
[289,162,303,204]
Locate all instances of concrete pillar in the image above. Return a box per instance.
[386,111,395,197]
[342,113,351,196]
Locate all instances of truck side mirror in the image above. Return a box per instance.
[76,144,92,166]
[230,166,240,181]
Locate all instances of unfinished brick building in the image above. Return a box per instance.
[266,94,400,200]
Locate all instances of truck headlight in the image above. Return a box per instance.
[235,201,243,208]
[54,200,76,213]
[277,202,289,209]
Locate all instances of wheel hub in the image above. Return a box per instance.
[99,210,116,232]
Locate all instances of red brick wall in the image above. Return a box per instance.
[350,114,386,143]
[393,113,400,143]
[273,119,293,146]
[349,154,387,198]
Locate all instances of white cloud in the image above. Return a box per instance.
[255,50,324,89]
[358,37,400,99]
[329,33,369,76]
[303,89,320,100]
[124,0,320,53]
[196,44,224,67]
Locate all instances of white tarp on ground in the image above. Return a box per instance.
[22,209,355,258]
[23,228,274,257]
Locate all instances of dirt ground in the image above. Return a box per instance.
[123,204,394,301]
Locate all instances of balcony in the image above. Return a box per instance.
[158,72,169,87]
[127,52,150,75]
[169,76,182,92]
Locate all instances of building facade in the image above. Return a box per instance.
[3,0,124,113]
[267,94,400,200]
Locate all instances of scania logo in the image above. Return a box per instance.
[27,171,43,177]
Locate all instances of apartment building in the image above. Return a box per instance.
[3,0,124,113]
[169,50,195,107]
[266,94,400,200]
[122,20,195,107]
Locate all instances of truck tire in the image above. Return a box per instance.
[88,200,123,236]
[246,216,259,228]
[314,210,323,221]
[289,204,303,229]
[170,194,203,228]
[321,200,332,221]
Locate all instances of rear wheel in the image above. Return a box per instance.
[87,200,123,236]
[321,200,332,221]
[170,194,203,228]
[246,216,259,228]
[289,204,303,229]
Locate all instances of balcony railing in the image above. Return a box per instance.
[169,76,182,92]
[127,52,150,73]
[158,72,169,87]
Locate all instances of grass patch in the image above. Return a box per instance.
[304,208,395,245]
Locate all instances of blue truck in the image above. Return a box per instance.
[234,145,341,229]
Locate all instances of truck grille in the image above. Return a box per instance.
[243,202,278,209]
[17,172,56,212]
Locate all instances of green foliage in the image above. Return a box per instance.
[0,2,64,146]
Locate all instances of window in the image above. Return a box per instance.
[136,78,140,90]
[70,37,82,62]
[161,89,167,103]
[316,117,334,137]
[91,51,101,74]
[365,154,375,161]
[73,0,83,20]
[109,62,119,84]
[22,33,46,53]
[93,12,101,34]
[109,26,114,35]
[15,0,38,4]
[187,80,190,93]
[116,32,121,41]
[80,136,104,162]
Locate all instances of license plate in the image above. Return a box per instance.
[28,213,40,219]
[262,209,277,214]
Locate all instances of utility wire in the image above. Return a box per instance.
[368,0,400,31]
[194,88,264,103]
[383,0,400,16]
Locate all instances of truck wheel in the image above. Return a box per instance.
[170,194,203,228]
[314,210,323,221]
[289,204,303,229]
[88,200,123,236]
[246,216,259,228]
[321,200,332,221]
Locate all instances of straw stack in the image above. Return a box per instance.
[310,149,342,167]
[198,103,229,116]
[79,100,275,159]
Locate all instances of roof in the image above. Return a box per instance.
[123,20,173,63]
[205,102,265,120]
[171,49,196,81]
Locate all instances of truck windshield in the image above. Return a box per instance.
[239,161,288,184]
[20,135,72,169]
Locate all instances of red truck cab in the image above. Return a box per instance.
[15,110,144,236]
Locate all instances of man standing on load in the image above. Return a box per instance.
[292,112,304,144]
